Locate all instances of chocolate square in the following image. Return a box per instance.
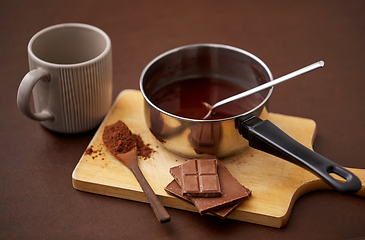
[180,159,221,197]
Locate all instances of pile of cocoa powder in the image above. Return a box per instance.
[102,120,154,159]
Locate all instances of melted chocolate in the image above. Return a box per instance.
[149,77,264,120]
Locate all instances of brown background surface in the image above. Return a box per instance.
[1,0,364,239]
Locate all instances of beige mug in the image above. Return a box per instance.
[17,23,112,134]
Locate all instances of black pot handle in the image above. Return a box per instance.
[237,115,362,194]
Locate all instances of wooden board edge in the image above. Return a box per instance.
[72,174,199,212]
[270,167,365,228]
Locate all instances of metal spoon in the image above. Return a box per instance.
[203,61,325,119]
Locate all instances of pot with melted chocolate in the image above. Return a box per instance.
[140,44,361,194]
[141,44,271,157]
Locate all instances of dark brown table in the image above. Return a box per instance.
[1,0,364,239]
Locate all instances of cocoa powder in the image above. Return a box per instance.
[133,134,155,159]
[85,146,94,155]
[85,145,105,160]
[102,120,154,159]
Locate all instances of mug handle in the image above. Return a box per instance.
[237,115,362,194]
[17,68,54,121]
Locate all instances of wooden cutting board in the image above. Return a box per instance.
[72,89,365,228]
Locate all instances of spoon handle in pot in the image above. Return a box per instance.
[237,115,362,194]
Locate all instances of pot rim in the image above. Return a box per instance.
[139,43,274,122]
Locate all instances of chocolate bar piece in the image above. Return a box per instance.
[180,159,222,197]
[164,180,242,219]
[170,157,251,214]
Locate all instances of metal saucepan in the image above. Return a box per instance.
[139,43,361,194]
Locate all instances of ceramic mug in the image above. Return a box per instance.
[17,23,112,134]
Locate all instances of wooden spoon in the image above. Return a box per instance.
[114,147,170,223]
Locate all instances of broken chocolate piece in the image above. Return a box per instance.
[169,165,182,187]
[164,180,242,219]
[164,180,193,204]
[180,159,222,197]
[170,158,251,214]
